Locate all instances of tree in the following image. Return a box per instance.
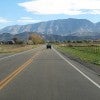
[12,37,18,43]
[28,34,45,44]
[12,37,24,44]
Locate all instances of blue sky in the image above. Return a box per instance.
[0,0,100,29]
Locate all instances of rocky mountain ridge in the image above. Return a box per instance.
[0,18,100,36]
[0,18,100,41]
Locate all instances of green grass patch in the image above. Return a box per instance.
[57,45,100,65]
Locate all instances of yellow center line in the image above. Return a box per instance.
[0,51,40,90]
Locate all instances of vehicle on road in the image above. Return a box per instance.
[46,44,51,49]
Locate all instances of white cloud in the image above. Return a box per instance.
[18,0,100,15]
[90,9,100,14]
[0,17,11,23]
[17,17,41,23]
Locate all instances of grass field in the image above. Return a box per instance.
[57,44,100,65]
[0,45,37,54]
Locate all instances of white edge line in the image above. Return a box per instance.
[0,47,39,61]
[53,47,100,89]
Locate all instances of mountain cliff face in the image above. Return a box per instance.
[0,18,99,36]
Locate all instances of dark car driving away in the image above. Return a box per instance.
[46,44,51,49]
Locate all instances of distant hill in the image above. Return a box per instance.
[0,33,14,41]
[1,32,100,42]
[0,18,99,35]
[0,18,100,41]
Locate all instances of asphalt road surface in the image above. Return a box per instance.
[0,45,100,100]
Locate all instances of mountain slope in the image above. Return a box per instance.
[0,33,14,41]
[0,18,97,36]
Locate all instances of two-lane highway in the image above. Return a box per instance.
[0,45,100,100]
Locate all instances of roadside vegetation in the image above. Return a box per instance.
[0,45,37,54]
[28,34,45,44]
[0,33,45,54]
[56,41,100,65]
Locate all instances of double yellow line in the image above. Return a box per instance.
[0,52,40,90]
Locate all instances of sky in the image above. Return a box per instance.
[0,0,100,29]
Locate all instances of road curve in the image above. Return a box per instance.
[0,45,100,100]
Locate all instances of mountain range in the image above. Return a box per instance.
[0,18,100,41]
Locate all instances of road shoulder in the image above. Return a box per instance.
[55,47,100,75]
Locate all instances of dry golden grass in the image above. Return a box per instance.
[0,45,37,54]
